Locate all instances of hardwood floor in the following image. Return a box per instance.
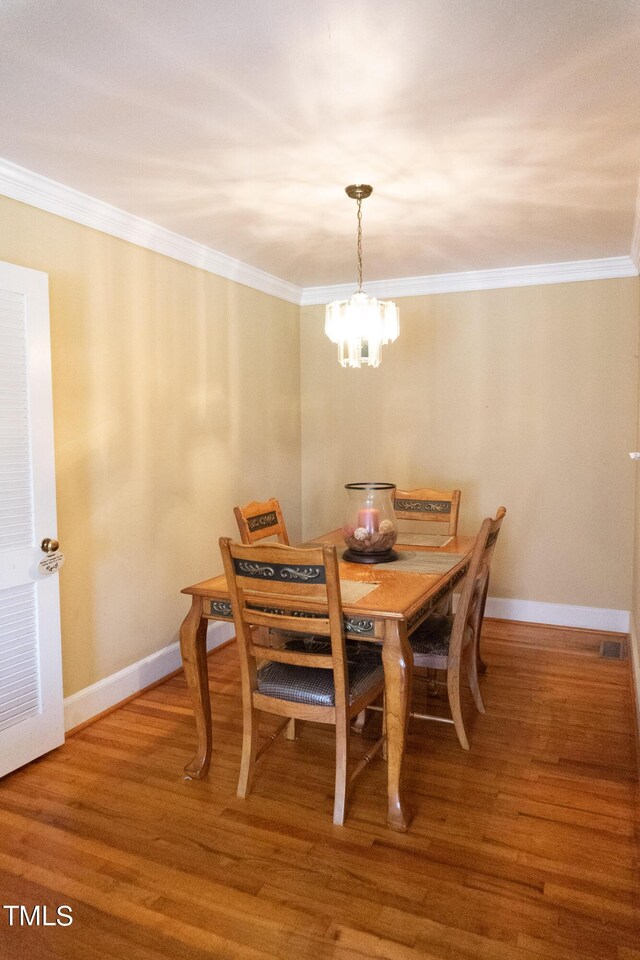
[0,620,638,959]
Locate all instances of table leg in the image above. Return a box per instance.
[382,619,413,831]
[179,596,211,779]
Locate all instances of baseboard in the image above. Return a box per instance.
[63,620,234,732]
[483,596,630,633]
[62,597,631,733]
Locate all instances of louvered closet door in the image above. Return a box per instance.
[0,261,63,778]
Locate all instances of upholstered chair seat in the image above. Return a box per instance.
[409,615,453,657]
[257,655,384,707]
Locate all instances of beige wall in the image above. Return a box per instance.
[301,279,639,610]
[1,197,302,697]
[2,192,638,700]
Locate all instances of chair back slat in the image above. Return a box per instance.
[394,487,461,536]
[253,647,334,669]
[240,607,332,637]
[234,498,290,545]
[229,541,330,604]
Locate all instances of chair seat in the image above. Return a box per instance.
[409,614,453,656]
[257,652,383,707]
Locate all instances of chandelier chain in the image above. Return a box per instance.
[356,199,363,291]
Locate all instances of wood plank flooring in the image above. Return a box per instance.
[0,620,638,959]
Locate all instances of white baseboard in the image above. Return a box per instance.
[63,597,631,733]
[483,596,630,633]
[63,620,234,732]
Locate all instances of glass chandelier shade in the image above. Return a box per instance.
[325,185,399,368]
[325,292,399,368]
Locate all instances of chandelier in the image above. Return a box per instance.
[325,184,399,368]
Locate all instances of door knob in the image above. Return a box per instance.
[41,538,59,554]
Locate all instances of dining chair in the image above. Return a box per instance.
[233,497,290,545]
[394,486,461,536]
[219,537,386,825]
[395,486,462,628]
[408,506,506,750]
[233,498,292,649]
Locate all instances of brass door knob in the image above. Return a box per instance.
[41,538,59,554]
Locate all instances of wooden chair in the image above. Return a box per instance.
[233,498,292,649]
[233,497,289,545]
[475,570,492,674]
[394,487,461,536]
[356,485,463,731]
[219,537,386,825]
[408,506,506,750]
[395,487,461,627]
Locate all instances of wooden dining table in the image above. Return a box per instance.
[179,528,475,831]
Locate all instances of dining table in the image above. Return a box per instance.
[178,528,476,831]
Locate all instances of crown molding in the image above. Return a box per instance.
[301,256,638,305]
[1,158,638,306]
[0,158,303,305]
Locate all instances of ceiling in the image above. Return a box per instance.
[2,0,640,288]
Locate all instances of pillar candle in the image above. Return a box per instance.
[357,508,379,532]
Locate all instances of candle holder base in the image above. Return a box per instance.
[342,549,399,564]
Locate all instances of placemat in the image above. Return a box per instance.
[395,533,453,547]
[372,551,466,574]
[339,580,379,602]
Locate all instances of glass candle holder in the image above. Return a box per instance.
[342,482,399,563]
